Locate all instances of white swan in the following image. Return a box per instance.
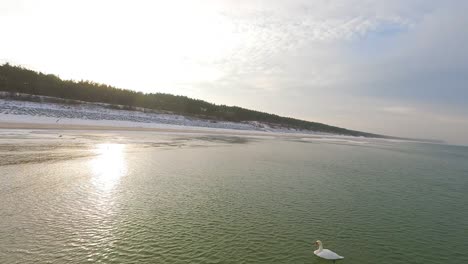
[314,240,344,262]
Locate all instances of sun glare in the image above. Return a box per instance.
[90,143,127,191]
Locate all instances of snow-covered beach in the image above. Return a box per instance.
[0,95,316,135]
[1,95,433,148]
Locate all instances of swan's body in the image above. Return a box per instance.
[313,240,344,262]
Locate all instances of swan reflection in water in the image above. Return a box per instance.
[90,143,127,191]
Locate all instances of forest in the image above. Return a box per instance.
[0,63,384,137]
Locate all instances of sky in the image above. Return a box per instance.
[1,0,468,145]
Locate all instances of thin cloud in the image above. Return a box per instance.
[381,106,415,115]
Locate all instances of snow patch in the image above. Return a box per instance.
[0,97,323,135]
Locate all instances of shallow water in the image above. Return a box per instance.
[1,130,467,263]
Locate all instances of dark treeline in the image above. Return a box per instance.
[0,63,384,137]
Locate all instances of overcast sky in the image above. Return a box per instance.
[1,0,467,145]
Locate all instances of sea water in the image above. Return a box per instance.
[0,131,467,263]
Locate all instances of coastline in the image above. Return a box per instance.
[0,113,322,139]
[0,120,274,136]
[0,98,434,143]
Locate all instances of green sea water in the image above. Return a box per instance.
[0,131,467,263]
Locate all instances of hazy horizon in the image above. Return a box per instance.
[1,0,467,145]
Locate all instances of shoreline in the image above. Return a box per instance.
[0,120,320,139]
[0,121,261,135]
[0,113,440,145]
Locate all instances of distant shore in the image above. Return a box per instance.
[0,96,438,143]
[0,113,323,139]
[0,97,330,137]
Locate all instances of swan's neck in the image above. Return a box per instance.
[317,243,323,252]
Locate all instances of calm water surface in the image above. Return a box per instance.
[1,130,467,263]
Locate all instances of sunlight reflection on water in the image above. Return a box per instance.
[90,143,127,191]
